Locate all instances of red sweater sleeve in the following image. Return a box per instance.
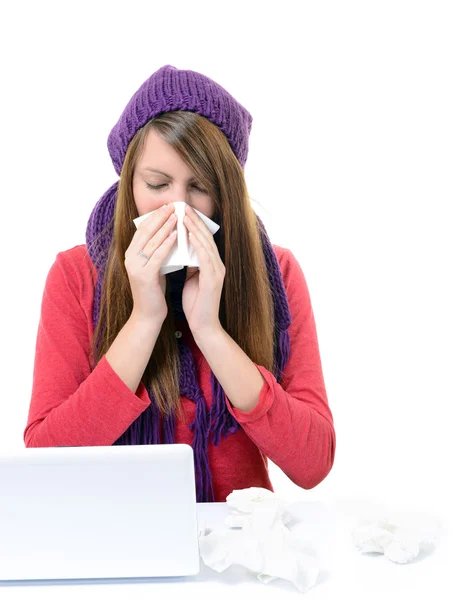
[24,251,151,447]
[224,247,336,489]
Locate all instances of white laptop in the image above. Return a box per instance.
[0,444,200,581]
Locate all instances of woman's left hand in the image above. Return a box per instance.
[182,206,225,337]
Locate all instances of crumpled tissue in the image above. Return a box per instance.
[133,201,220,275]
[351,513,440,564]
[198,487,321,593]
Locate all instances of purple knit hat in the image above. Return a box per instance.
[108,64,252,172]
[85,65,292,502]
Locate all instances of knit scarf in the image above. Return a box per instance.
[85,180,292,502]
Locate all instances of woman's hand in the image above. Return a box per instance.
[182,205,225,337]
[124,204,177,324]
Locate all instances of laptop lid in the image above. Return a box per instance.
[0,444,200,581]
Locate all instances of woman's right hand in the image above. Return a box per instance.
[124,203,178,323]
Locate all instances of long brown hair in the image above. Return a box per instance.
[90,111,276,421]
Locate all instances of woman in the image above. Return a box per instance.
[24,65,336,502]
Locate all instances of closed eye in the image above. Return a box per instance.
[146,183,167,190]
[146,183,208,193]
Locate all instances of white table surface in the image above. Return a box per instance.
[0,497,448,599]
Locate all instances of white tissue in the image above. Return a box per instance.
[225,486,294,528]
[352,514,437,564]
[198,487,321,593]
[133,201,220,275]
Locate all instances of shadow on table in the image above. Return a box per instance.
[0,560,330,593]
[195,559,331,593]
[358,539,438,565]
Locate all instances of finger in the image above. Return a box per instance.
[187,221,223,274]
[131,213,177,262]
[126,206,175,257]
[184,215,214,250]
[188,231,215,273]
[143,229,178,273]
[141,214,177,259]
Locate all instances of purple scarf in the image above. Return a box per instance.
[86,180,292,502]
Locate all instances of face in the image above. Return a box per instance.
[132,129,215,219]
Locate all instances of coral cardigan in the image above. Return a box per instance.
[24,244,336,502]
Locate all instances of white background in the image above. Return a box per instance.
[0,0,450,587]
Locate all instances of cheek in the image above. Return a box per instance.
[132,182,142,211]
[133,184,155,217]
[197,198,215,219]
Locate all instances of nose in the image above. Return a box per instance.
[169,185,192,206]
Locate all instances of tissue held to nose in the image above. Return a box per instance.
[132,201,220,276]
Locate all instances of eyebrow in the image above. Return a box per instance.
[142,168,172,177]
[142,167,201,183]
